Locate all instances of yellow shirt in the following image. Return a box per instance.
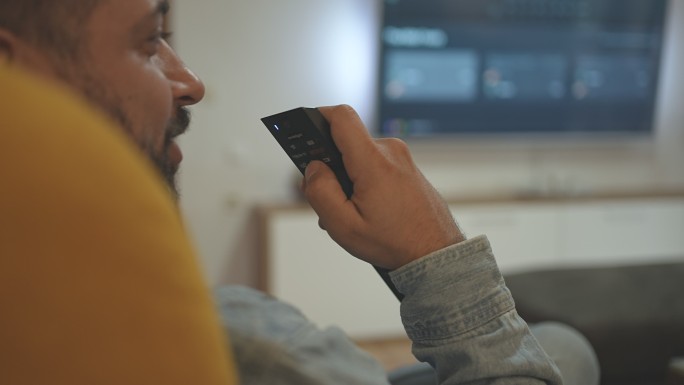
[0,65,237,385]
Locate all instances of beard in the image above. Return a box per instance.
[98,105,191,201]
[53,56,191,200]
[151,108,191,200]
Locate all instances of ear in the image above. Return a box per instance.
[0,29,60,77]
[0,29,16,64]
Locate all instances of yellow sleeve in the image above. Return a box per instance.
[0,65,237,385]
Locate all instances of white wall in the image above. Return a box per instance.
[174,0,684,287]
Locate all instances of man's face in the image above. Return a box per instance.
[16,0,205,197]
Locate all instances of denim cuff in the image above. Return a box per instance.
[390,235,516,342]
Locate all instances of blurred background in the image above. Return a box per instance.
[172,1,684,383]
[173,0,683,286]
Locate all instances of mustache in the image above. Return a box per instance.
[167,107,191,141]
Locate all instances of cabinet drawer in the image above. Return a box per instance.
[558,200,684,265]
[450,203,560,273]
[267,211,403,338]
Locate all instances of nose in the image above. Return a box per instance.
[174,65,205,107]
[161,43,206,107]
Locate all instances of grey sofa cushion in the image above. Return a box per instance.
[504,262,684,385]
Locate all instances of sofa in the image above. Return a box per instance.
[504,261,684,385]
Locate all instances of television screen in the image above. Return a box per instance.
[377,0,669,138]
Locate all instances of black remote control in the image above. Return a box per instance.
[261,107,404,301]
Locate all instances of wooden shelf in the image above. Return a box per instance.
[257,189,684,213]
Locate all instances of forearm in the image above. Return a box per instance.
[391,236,563,385]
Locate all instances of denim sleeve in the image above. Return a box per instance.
[390,235,564,385]
[214,286,390,385]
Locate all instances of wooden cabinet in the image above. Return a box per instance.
[557,200,684,264]
[449,202,561,273]
[260,208,403,339]
[258,194,684,338]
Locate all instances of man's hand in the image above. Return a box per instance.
[301,105,465,270]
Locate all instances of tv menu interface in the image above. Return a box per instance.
[378,0,668,137]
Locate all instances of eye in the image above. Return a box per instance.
[160,31,173,42]
[144,30,172,56]
[149,30,173,44]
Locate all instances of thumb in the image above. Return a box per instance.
[303,161,356,230]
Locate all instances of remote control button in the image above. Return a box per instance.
[291,152,308,160]
[287,140,308,152]
[287,133,304,141]
[309,148,326,157]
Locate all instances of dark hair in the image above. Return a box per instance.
[0,0,101,59]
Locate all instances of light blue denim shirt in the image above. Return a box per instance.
[215,235,563,384]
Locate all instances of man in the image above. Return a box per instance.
[0,0,202,199]
[0,0,597,384]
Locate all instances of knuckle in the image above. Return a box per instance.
[331,104,361,123]
[386,138,411,156]
[336,104,355,114]
[377,137,410,155]
[373,138,413,174]
[302,177,325,201]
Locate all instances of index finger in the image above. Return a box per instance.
[318,105,376,168]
